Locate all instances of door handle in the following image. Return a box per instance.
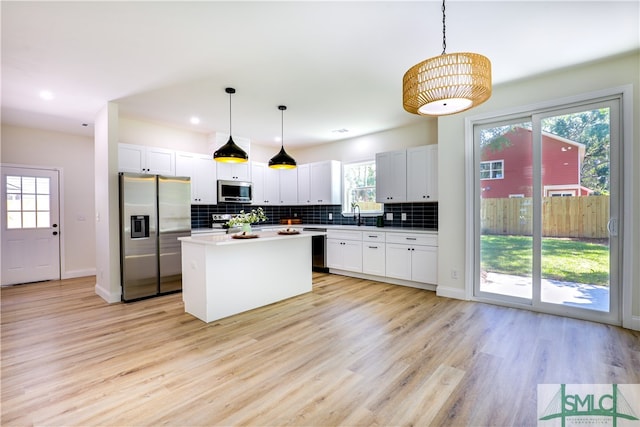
[53,231,58,236]
[607,218,618,237]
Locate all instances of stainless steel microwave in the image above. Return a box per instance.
[217,180,252,203]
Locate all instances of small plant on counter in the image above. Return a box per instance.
[226,207,268,227]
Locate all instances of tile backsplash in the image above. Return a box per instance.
[192,202,438,230]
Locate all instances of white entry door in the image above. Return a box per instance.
[1,166,60,285]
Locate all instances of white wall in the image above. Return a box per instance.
[119,116,209,154]
[1,124,96,278]
[436,51,640,326]
[291,120,437,164]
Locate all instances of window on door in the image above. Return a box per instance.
[6,175,51,229]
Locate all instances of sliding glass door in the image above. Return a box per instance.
[474,98,621,324]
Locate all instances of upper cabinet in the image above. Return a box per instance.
[406,145,438,202]
[376,150,406,203]
[216,162,251,182]
[175,151,217,204]
[118,143,175,175]
[298,160,341,205]
[252,162,298,205]
[376,145,438,204]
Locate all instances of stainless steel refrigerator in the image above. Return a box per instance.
[119,173,191,301]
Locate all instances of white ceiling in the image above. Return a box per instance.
[2,1,638,148]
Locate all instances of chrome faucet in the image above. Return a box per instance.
[352,203,362,226]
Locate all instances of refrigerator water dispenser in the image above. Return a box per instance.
[131,215,149,239]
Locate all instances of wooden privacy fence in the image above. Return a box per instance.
[481,195,610,238]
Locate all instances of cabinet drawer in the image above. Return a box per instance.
[327,230,362,241]
[363,231,386,242]
[385,232,437,246]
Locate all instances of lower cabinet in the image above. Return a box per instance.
[326,230,363,273]
[362,231,386,276]
[327,229,437,286]
[385,233,438,284]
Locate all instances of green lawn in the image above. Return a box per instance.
[480,234,610,286]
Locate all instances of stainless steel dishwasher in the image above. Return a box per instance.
[302,227,328,272]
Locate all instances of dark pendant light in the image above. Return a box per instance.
[214,87,248,163]
[269,105,297,169]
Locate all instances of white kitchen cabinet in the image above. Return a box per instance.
[376,150,406,203]
[279,168,298,204]
[407,145,438,202]
[326,230,362,272]
[251,162,297,205]
[385,233,437,284]
[362,231,386,276]
[298,161,340,205]
[297,164,311,203]
[118,143,175,175]
[175,151,217,204]
[216,162,251,181]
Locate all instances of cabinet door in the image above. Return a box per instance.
[326,239,343,269]
[264,167,280,205]
[310,161,340,204]
[342,240,363,273]
[175,152,197,200]
[385,243,411,280]
[363,243,385,276]
[118,143,146,173]
[146,147,175,175]
[279,168,298,204]
[217,162,250,181]
[297,164,311,204]
[411,245,437,284]
[376,150,406,202]
[407,145,438,202]
[193,155,217,204]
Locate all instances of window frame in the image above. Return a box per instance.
[341,159,383,216]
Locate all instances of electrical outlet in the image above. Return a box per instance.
[386,213,393,221]
[451,269,459,279]
[401,213,407,221]
[328,213,333,220]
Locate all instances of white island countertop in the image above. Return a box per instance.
[179,230,325,246]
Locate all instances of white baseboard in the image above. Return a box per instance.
[624,315,640,331]
[327,269,436,292]
[94,282,121,304]
[436,285,468,300]
[61,268,96,280]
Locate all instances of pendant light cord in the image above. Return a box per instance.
[228,91,232,135]
[281,108,284,149]
[441,0,447,55]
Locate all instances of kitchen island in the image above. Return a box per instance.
[178,231,322,323]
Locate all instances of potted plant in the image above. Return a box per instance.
[226,207,268,234]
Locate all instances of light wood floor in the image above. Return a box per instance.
[2,273,639,426]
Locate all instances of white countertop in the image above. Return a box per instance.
[180,230,324,246]
[191,224,437,235]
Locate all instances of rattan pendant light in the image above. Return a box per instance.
[268,105,297,169]
[403,0,492,116]
[214,87,248,163]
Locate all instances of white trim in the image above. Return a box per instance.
[61,269,97,280]
[465,84,635,329]
[436,285,468,300]
[327,269,436,292]
[94,282,121,303]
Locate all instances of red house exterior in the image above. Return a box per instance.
[480,127,591,198]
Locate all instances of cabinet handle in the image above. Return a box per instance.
[369,246,378,249]
[368,235,378,238]
[406,237,417,241]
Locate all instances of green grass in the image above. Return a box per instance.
[480,234,610,286]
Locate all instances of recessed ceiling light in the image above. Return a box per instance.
[39,90,54,100]
[332,128,349,134]
[190,116,200,125]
